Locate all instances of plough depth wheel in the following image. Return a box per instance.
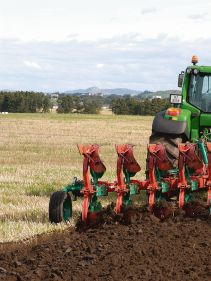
[49,191,72,223]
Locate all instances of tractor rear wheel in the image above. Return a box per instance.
[49,191,72,223]
[149,132,185,168]
[146,132,187,178]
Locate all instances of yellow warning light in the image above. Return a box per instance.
[192,55,198,65]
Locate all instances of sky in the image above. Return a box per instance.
[1,0,211,92]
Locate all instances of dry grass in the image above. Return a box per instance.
[0,113,153,242]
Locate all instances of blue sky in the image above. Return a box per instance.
[1,0,211,92]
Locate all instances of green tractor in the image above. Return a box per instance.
[150,55,211,167]
[145,55,211,212]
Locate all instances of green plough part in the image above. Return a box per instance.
[63,196,72,221]
[88,194,103,212]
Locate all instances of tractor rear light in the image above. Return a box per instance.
[186,68,191,74]
[166,107,181,116]
[193,69,199,75]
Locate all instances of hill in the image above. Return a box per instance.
[63,87,181,98]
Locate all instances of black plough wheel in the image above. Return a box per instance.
[49,191,72,223]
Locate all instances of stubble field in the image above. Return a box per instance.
[0,113,211,281]
[0,113,152,242]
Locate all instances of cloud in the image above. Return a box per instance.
[66,33,79,40]
[109,17,117,22]
[96,63,104,69]
[141,8,157,15]
[188,13,208,22]
[0,35,211,92]
[24,60,41,70]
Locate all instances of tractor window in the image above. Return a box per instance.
[188,73,211,112]
[202,76,210,94]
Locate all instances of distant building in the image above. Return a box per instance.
[152,95,162,99]
[51,93,59,99]
[88,92,103,96]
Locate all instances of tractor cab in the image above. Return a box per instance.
[187,69,211,112]
[179,56,211,112]
[178,56,211,140]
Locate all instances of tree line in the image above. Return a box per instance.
[111,96,170,115]
[0,91,171,115]
[0,91,51,113]
[57,95,170,115]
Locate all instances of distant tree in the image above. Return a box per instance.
[42,95,51,112]
[82,96,103,114]
[1,94,9,112]
[0,91,51,113]
[57,96,75,113]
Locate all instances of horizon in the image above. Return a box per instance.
[0,86,181,95]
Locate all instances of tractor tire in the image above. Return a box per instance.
[149,132,184,168]
[145,132,187,178]
[49,191,72,223]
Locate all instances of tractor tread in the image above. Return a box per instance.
[148,132,186,168]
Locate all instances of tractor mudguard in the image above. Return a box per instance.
[152,111,190,138]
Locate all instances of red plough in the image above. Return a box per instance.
[49,142,211,225]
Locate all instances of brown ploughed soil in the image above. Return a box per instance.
[0,205,210,281]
